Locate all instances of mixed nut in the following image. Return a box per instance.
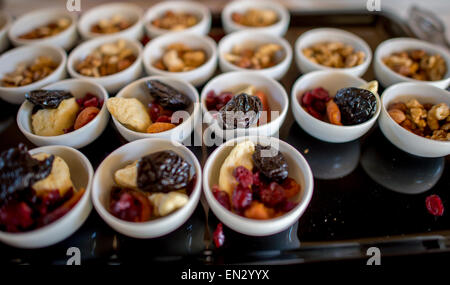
[302,42,366,68]
[90,14,134,34]
[151,11,199,30]
[231,9,278,27]
[153,43,207,72]
[224,43,283,69]
[18,18,71,40]
[1,56,58,87]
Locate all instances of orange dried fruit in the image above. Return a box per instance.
[74,106,100,130]
[244,201,274,220]
[146,122,176,133]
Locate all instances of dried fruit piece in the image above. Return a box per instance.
[334,87,376,125]
[146,122,176,133]
[213,223,225,248]
[213,186,231,210]
[252,144,288,181]
[326,100,342,125]
[260,182,286,207]
[0,201,34,232]
[426,194,444,217]
[39,188,86,226]
[25,90,73,109]
[219,93,262,129]
[244,201,274,220]
[74,106,100,130]
[232,166,253,188]
[110,188,152,222]
[281,177,301,199]
[146,80,191,110]
[231,184,252,210]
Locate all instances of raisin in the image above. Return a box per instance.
[334,87,376,125]
[213,223,225,248]
[146,80,191,110]
[232,166,253,188]
[231,184,252,211]
[136,150,191,193]
[25,90,73,109]
[218,93,262,129]
[252,144,288,181]
[425,194,444,217]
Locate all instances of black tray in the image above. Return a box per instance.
[1,11,449,265]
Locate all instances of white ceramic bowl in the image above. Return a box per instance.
[0,11,12,53]
[17,79,109,149]
[291,70,381,143]
[203,136,313,236]
[222,0,290,36]
[0,44,67,105]
[295,28,372,77]
[0,145,93,248]
[112,76,201,142]
[144,0,211,38]
[374,38,450,89]
[143,32,217,86]
[78,2,144,41]
[67,36,143,94]
[8,8,78,51]
[218,30,292,80]
[201,71,288,141]
[379,82,450,158]
[92,138,202,238]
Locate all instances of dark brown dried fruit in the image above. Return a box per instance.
[252,144,288,181]
[146,80,191,110]
[218,93,262,129]
[334,87,376,125]
[136,150,191,193]
[0,144,54,205]
[25,90,73,109]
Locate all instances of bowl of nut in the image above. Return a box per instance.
[78,2,144,41]
[291,70,381,143]
[222,0,290,37]
[142,32,217,86]
[218,30,292,80]
[92,138,202,238]
[374,38,450,89]
[0,10,12,53]
[8,8,78,51]
[0,44,67,104]
[17,79,109,149]
[295,28,372,77]
[201,71,289,142]
[108,76,200,142]
[203,136,313,236]
[379,82,450,158]
[67,37,143,94]
[0,144,93,248]
[144,0,211,38]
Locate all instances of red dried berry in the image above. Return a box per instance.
[260,182,286,207]
[252,171,262,187]
[311,87,330,100]
[213,186,231,210]
[156,115,172,123]
[301,91,314,106]
[83,97,99,108]
[307,105,322,120]
[233,166,253,188]
[232,184,252,210]
[148,102,162,122]
[0,201,34,232]
[213,223,225,248]
[279,200,298,212]
[426,195,444,216]
[313,100,326,112]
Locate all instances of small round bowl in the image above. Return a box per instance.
[203,136,314,236]
[142,32,217,86]
[201,71,288,141]
[144,0,211,38]
[295,28,372,77]
[379,82,450,158]
[0,145,93,248]
[374,38,450,89]
[17,79,109,149]
[112,75,201,142]
[0,11,12,53]
[92,138,202,238]
[8,8,78,51]
[67,36,143,94]
[218,30,292,80]
[0,44,67,105]
[222,0,290,36]
[78,2,144,41]
[291,70,381,143]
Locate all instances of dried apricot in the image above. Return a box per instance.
[244,201,274,220]
[146,122,176,133]
[74,106,100,130]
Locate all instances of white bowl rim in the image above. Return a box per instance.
[291,70,381,130]
[375,37,450,84]
[16,78,109,139]
[0,10,12,33]
[0,145,93,237]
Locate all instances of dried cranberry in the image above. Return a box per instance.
[310,87,330,101]
[37,189,61,215]
[313,100,326,112]
[301,91,314,106]
[252,171,262,187]
[232,166,253,188]
[426,195,444,217]
[260,182,286,207]
[109,188,152,222]
[307,105,322,120]
[0,201,33,232]
[83,97,99,108]
[232,184,252,210]
[156,115,172,123]
[148,102,162,122]
[279,200,298,212]
[213,188,231,211]
[213,223,225,248]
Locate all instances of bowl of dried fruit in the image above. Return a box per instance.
[374,38,450,89]
[108,76,200,142]
[92,138,202,238]
[144,0,211,38]
[218,30,292,80]
[78,2,144,41]
[203,136,313,236]
[17,79,109,149]
[8,8,78,51]
[222,0,290,37]
[142,32,217,86]
[379,82,450,158]
[0,44,67,104]
[291,70,381,143]
[201,71,289,142]
[295,28,372,77]
[67,37,143,94]
[0,10,12,53]
[0,144,93,248]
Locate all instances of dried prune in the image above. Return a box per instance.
[146,80,191,110]
[252,144,288,181]
[218,93,262,129]
[136,150,191,193]
[25,90,73,109]
[334,87,376,125]
[0,144,54,205]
